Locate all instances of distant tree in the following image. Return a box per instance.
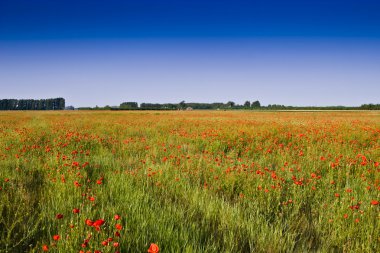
[120,102,138,109]
[361,104,380,110]
[140,103,164,110]
[251,100,261,108]
[179,100,186,109]
[226,101,235,108]
[58,98,65,110]
[0,98,65,110]
[244,101,251,108]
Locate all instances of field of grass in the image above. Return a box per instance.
[0,111,379,252]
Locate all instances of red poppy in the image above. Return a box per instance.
[93,219,105,227]
[42,245,49,251]
[148,243,159,253]
[371,200,379,205]
[56,214,63,219]
[73,208,80,214]
[85,219,94,226]
[114,214,121,220]
[115,224,122,230]
[53,235,60,241]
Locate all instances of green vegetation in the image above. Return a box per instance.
[0,111,379,252]
[0,98,65,110]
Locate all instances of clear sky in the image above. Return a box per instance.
[1,0,379,107]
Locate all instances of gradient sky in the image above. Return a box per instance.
[1,0,379,107]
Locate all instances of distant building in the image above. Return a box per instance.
[65,106,75,110]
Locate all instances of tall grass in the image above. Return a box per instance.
[0,111,379,252]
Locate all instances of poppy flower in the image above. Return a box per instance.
[56,214,63,219]
[53,235,60,241]
[371,200,379,205]
[93,219,105,227]
[85,219,94,226]
[42,245,49,251]
[114,214,120,220]
[73,208,80,214]
[115,224,122,230]
[147,243,159,253]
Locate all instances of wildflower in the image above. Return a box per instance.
[85,219,94,226]
[147,243,160,253]
[114,214,120,220]
[371,200,379,205]
[93,219,105,227]
[73,208,80,214]
[53,235,60,241]
[115,224,122,230]
[56,214,63,219]
[42,245,49,251]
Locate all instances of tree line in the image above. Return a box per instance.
[0,98,65,110]
[2,98,377,110]
[79,101,380,111]
[93,100,262,110]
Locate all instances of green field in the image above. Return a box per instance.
[1,111,379,252]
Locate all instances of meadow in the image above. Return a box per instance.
[0,111,379,252]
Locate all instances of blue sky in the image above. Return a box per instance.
[1,0,379,107]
